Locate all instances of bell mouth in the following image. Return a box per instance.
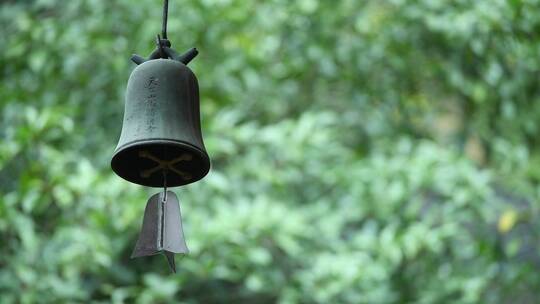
[111,139,210,187]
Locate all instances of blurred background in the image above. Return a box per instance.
[1,0,540,303]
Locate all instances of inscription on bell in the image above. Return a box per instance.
[146,76,158,103]
[145,76,158,133]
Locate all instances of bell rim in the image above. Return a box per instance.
[111,138,210,187]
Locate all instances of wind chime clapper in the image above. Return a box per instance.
[110,0,210,273]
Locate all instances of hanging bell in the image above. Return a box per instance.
[111,45,210,187]
[113,0,210,273]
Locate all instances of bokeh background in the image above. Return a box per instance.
[2,0,540,303]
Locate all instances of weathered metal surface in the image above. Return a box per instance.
[131,191,188,273]
[111,58,210,187]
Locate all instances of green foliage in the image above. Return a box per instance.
[1,0,540,303]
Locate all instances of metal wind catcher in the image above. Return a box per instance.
[111,0,210,273]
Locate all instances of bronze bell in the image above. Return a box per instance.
[111,46,210,187]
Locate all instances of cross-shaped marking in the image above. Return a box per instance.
[138,150,193,180]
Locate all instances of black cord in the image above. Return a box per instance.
[162,0,169,39]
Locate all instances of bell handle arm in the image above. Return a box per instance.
[164,47,198,65]
[131,54,147,65]
[163,47,180,61]
[130,48,164,65]
[148,48,163,60]
[176,48,198,65]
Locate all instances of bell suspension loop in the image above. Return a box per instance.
[129,0,199,65]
